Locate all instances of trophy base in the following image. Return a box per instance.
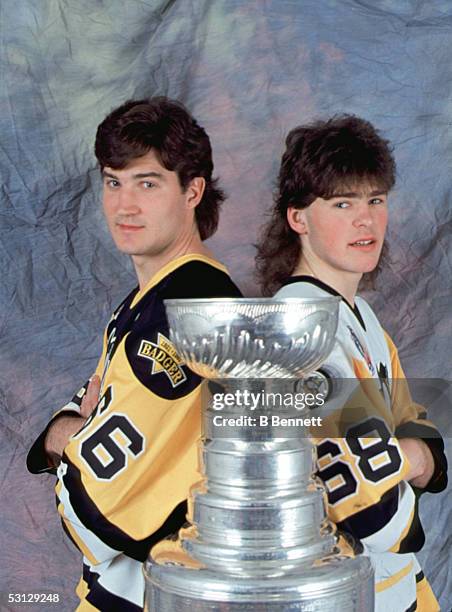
[144,547,374,612]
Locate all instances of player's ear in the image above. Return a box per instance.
[185,177,206,209]
[287,207,308,235]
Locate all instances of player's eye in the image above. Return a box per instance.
[369,197,385,205]
[105,179,120,188]
[142,181,156,189]
[334,201,349,209]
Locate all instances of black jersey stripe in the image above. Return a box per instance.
[397,494,425,553]
[83,564,142,612]
[404,599,417,611]
[61,455,188,562]
[336,485,399,539]
[395,421,443,441]
[415,570,424,583]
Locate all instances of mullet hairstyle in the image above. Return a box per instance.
[95,97,224,240]
[255,115,396,296]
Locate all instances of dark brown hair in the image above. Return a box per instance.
[95,97,224,240]
[255,115,396,295]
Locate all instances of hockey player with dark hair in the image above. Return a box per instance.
[27,97,241,611]
[256,115,447,612]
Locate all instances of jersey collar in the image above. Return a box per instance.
[281,275,366,331]
[130,254,228,309]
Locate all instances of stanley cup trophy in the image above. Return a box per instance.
[144,298,374,611]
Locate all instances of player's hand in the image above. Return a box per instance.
[45,415,86,468]
[80,374,101,418]
[399,437,435,488]
[45,375,101,467]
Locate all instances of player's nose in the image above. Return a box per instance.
[352,202,373,227]
[116,187,140,215]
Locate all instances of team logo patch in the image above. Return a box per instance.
[137,333,187,387]
[347,325,375,375]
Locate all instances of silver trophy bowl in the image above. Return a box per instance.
[144,298,374,611]
[164,298,339,378]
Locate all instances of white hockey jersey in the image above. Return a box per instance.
[276,276,447,612]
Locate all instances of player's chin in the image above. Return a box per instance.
[114,242,144,256]
[353,248,383,270]
[111,233,142,251]
[358,256,381,273]
[345,255,380,275]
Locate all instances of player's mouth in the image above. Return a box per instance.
[348,238,377,250]
[116,222,144,232]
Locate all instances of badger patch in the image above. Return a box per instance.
[137,333,187,387]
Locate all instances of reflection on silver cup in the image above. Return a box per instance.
[144,298,374,611]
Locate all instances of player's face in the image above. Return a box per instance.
[289,185,388,280]
[102,150,202,262]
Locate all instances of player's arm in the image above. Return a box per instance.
[315,434,423,554]
[43,375,101,467]
[398,437,434,488]
[57,326,203,565]
[314,376,423,555]
[385,332,448,494]
[27,329,108,475]
[316,342,446,554]
[26,376,100,473]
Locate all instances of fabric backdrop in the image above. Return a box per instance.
[1,1,450,610]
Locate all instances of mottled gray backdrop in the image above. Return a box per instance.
[1,1,451,610]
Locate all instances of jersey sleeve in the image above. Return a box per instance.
[314,333,447,555]
[385,332,448,494]
[313,372,422,555]
[57,350,201,565]
[26,330,108,475]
